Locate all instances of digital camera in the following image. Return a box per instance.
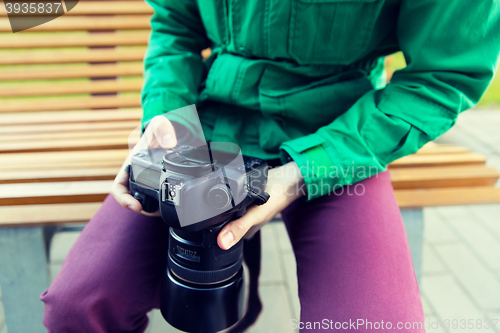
[128,143,269,333]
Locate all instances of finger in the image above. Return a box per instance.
[131,124,153,154]
[129,117,162,154]
[113,183,142,213]
[112,167,142,213]
[152,116,177,149]
[217,207,260,250]
[140,209,161,217]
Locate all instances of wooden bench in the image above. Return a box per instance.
[1,1,500,332]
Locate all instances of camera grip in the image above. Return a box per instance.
[129,181,160,214]
[132,192,158,213]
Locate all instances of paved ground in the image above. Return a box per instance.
[0,110,499,332]
[420,110,500,333]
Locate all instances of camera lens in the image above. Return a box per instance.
[207,185,232,209]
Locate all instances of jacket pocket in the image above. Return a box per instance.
[289,0,383,65]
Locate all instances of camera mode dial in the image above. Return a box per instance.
[207,184,232,210]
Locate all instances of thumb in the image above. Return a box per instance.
[152,116,177,149]
[217,211,256,250]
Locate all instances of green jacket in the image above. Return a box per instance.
[141,0,500,200]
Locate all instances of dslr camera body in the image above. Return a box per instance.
[128,143,269,333]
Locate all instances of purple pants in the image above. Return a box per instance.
[40,171,425,332]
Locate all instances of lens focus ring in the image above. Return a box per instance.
[168,253,242,284]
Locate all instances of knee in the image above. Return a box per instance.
[41,288,78,332]
[40,277,111,333]
[41,284,100,333]
[41,275,149,333]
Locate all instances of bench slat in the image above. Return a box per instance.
[1,186,499,223]
[0,1,153,17]
[0,167,120,184]
[389,153,486,168]
[5,178,500,207]
[0,63,143,81]
[0,202,102,226]
[395,187,500,208]
[0,32,149,49]
[0,147,488,169]
[0,135,487,158]
[2,159,124,170]
[0,149,129,169]
[65,1,153,15]
[0,96,141,112]
[0,137,137,153]
[414,145,470,155]
[0,109,140,125]
[2,165,498,188]
[0,180,112,206]
[0,48,145,65]
[0,120,138,135]
[0,16,151,32]
[0,129,135,142]
[0,130,139,153]
[0,78,143,97]
[390,166,499,189]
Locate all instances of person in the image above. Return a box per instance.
[40,0,500,332]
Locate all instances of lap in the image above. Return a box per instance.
[42,172,424,332]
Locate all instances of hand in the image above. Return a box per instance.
[217,162,305,250]
[112,115,177,215]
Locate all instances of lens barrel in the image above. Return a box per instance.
[161,224,246,332]
[161,268,245,333]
